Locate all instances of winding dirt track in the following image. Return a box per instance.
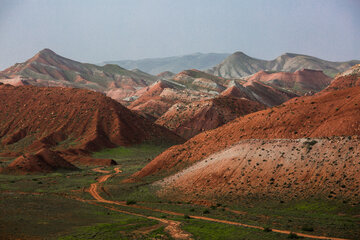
[87,167,349,240]
[89,167,192,239]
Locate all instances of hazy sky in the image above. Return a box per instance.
[0,0,359,70]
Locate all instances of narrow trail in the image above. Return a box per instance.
[87,167,192,240]
[86,167,349,240]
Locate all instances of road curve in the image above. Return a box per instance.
[87,167,349,240]
[88,167,192,240]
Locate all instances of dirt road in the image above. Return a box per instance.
[88,167,192,239]
[86,167,349,240]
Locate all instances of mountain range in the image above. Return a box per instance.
[0,48,156,94]
[207,51,360,78]
[0,49,339,139]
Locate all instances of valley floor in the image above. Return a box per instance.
[0,144,359,240]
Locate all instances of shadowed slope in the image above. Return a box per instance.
[0,84,183,156]
[1,148,78,173]
[156,96,265,139]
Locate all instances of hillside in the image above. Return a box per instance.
[127,80,216,120]
[0,84,183,171]
[158,137,360,202]
[245,69,332,94]
[132,70,360,179]
[101,53,229,75]
[172,69,227,92]
[155,96,265,139]
[0,48,156,95]
[207,51,360,78]
[1,148,78,173]
[326,64,360,91]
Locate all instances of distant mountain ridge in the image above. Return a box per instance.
[0,48,157,100]
[101,53,230,75]
[207,51,360,78]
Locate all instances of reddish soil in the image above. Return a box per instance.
[59,151,117,166]
[221,81,297,107]
[128,80,216,121]
[220,85,250,99]
[1,148,77,173]
[0,84,182,151]
[156,96,265,139]
[326,64,360,91]
[247,69,332,94]
[157,138,360,202]
[242,80,298,106]
[132,84,360,179]
[129,81,176,119]
[0,85,183,171]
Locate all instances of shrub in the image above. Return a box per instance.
[263,227,272,232]
[301,225,314,232]
[203,209,210,214]
[126,200,136,205]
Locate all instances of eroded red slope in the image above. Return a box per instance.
[0,85,183,159]
[247,69,332,93]
[1,148,78,173]
[158,138,360,202]
[155,96,265,139]
[132,82,360,179]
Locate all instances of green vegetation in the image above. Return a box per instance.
[92,143,171,178]
[1,142,359,239]
[323,69,338,78]
[58,219,166,240]
[0,170,96,194]
[182,219,285,240]
[93,143,167,159]
[0,193,161,239]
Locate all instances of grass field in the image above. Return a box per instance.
[1,143,359,239]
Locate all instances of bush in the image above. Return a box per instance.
[301,225,314,232]
[126,200,136,205]
[184,214,191,219]
[203,209,210,214]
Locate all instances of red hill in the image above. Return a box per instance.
[1,148,78,173]
[246,69,332,94]
[155,96,265,139]
[0,84,183,169]
[132,80,360,179]
[157,137,360,202]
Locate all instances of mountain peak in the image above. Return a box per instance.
[38,48,57,56]
[233,51,250,57]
